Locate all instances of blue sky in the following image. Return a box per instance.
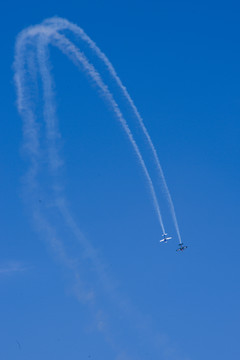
[1,1,240,359]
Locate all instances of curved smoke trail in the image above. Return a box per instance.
[14,17,183,359]
[41,16,182,243]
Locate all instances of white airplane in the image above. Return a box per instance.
[160,233,172,243]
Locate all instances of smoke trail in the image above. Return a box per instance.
[41,16,182,243]
[14,20,172,359]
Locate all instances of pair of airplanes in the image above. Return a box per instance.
[160,233,187,252]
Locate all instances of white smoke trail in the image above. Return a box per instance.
[14,20,170,360]
[41,16,182,243]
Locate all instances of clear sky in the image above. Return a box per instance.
[1,1,240,359]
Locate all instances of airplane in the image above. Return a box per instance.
[160,233,172,244]
[176,243,188,252]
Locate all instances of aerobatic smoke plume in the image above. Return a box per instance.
[14,17,182,358]
[42,17,182,244]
